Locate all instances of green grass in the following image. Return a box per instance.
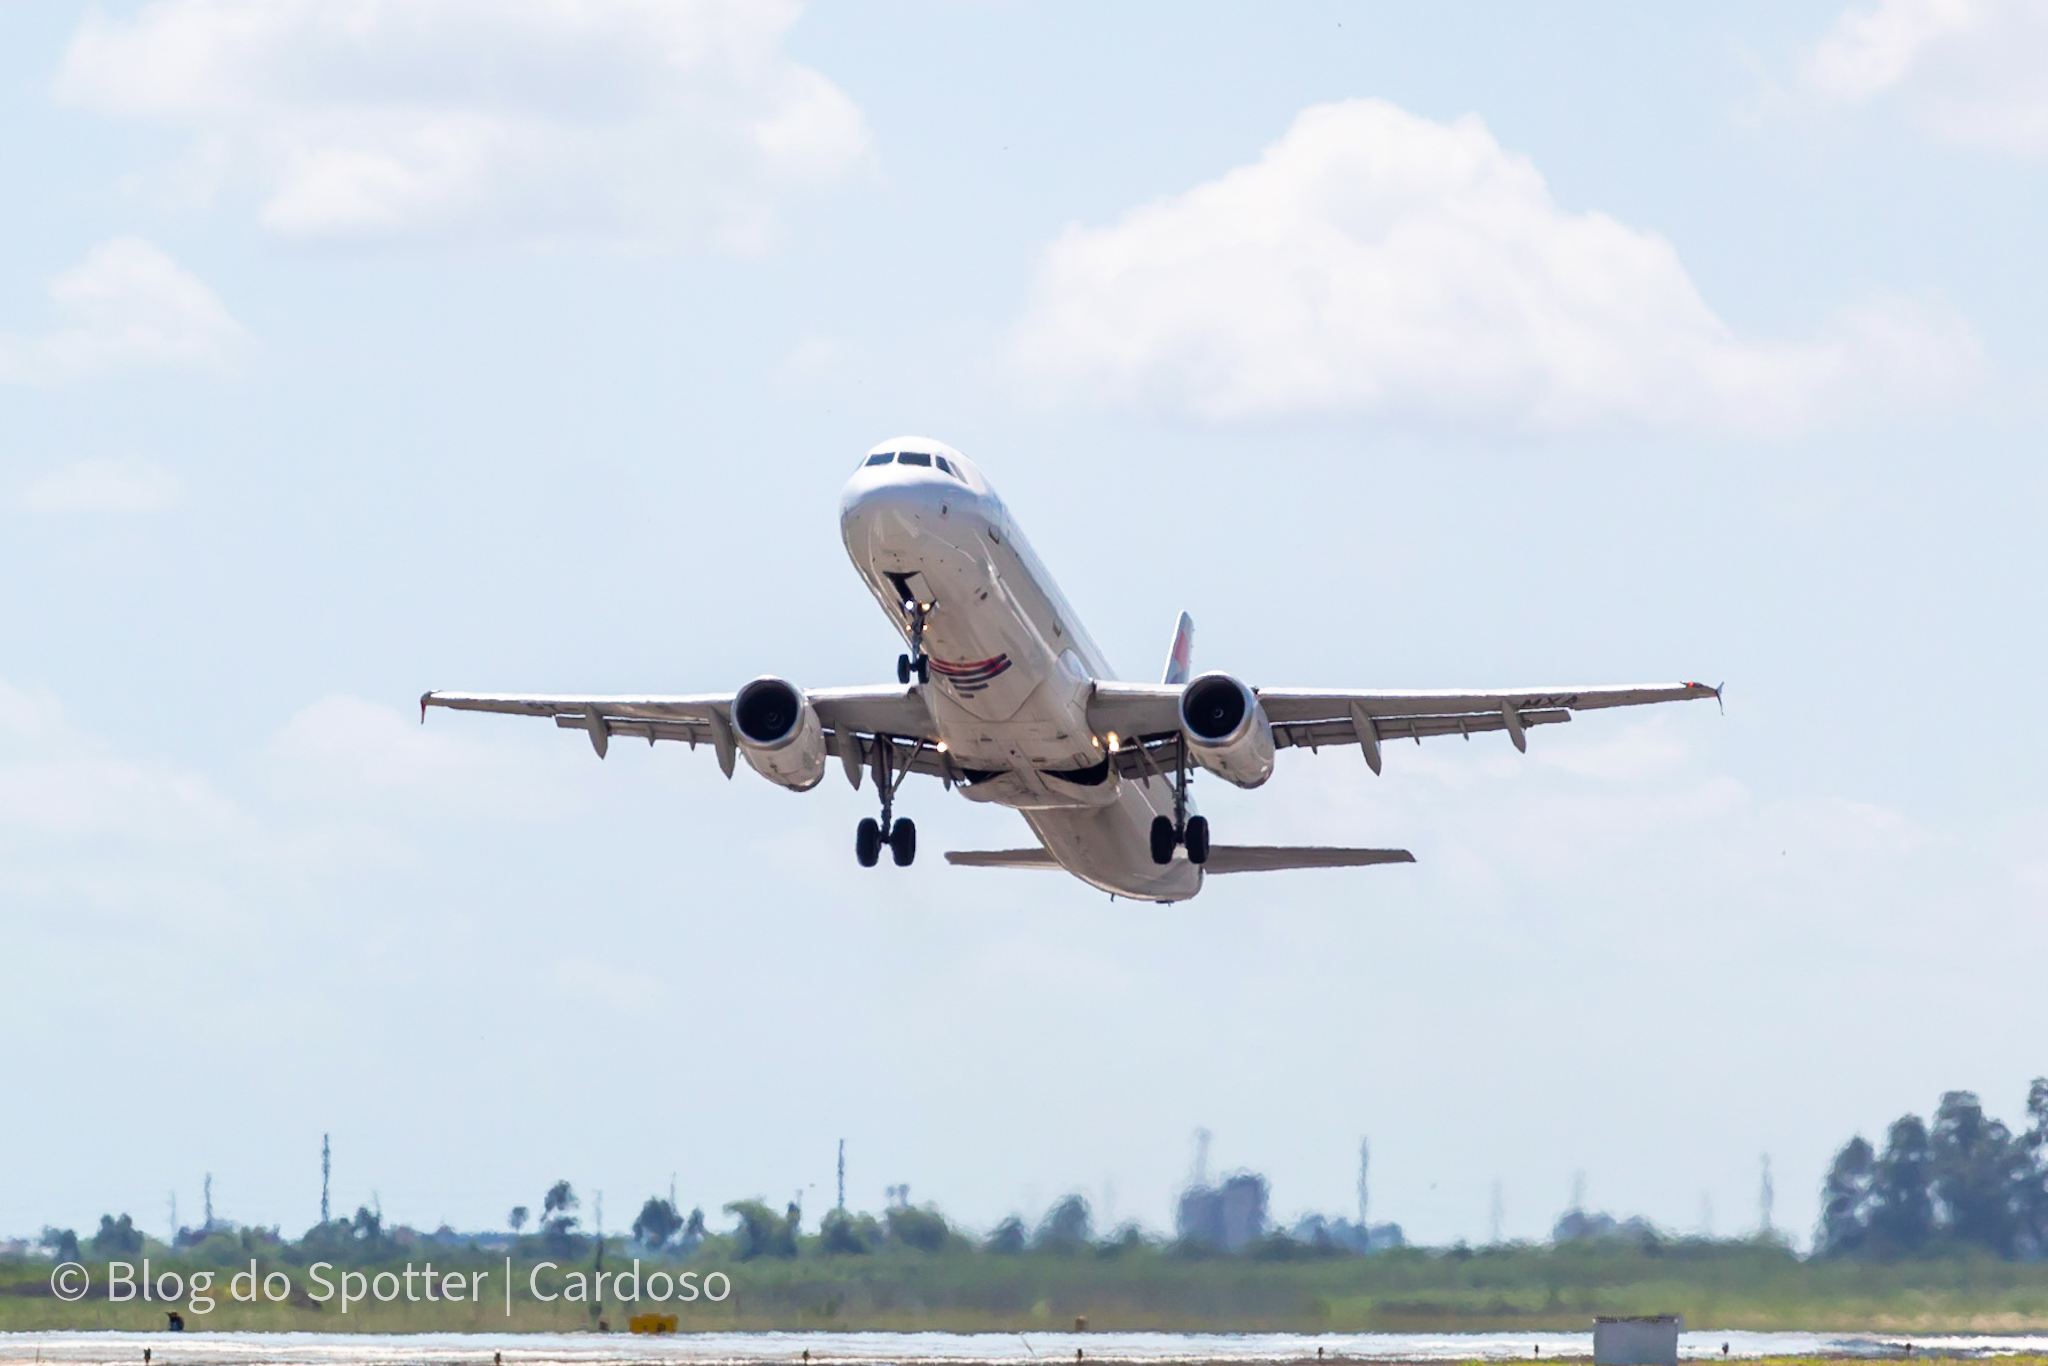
[7,1241,2048,1335]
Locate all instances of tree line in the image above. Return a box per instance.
[1817,1080,2048,1260]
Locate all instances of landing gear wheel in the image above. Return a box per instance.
[1150,815,1177,866]
[889,817,917,867]
[897,654,912,685]
[856,818,882,867]
[915,656,930,685]
[1184,815,1210,866]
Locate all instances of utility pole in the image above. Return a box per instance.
[169,1192,177,1243]
[593,1191,605,1328]
[1759,1155,1775,1235]
[1357,1138,1370,1230]
[837,1140,846,1210]
[321,1135,331,1225]
[203,1174,213,1231]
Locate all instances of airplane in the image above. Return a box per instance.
[422,436,1719,902]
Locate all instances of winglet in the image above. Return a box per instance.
[419,692,432,724]
[1162,611,1195,686]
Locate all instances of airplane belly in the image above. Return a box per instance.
[1025,788,1202,902]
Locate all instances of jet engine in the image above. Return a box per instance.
[731,676,827,791]
[1178,672,1275,789]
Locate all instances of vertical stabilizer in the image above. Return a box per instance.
[1162,611,1195,685]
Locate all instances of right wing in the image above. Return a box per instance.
[1090,680,1717,776]
[421,685,947,784]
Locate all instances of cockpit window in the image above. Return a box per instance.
[934,455,954,475]
[897,451,932,467]
[863,452,894,466]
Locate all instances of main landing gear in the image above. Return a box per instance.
[1149,736,1210,866]
[856,734,919,868]
[856,815,916,868]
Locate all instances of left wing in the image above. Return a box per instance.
[421,685,946,783]
[1089,680,1718,776]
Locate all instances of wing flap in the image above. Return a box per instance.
[1202,846,1415,872]
[1274,707,1571,751]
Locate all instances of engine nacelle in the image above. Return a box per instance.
[731,676,827,792]
[1178,672,1275,789]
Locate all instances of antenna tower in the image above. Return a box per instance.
[1357,1138,1370,1228]
[321,1135,331,1225]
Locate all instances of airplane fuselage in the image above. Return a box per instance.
[840,437,1202,901]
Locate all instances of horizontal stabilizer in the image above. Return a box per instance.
[945,846,1413,872]
[945,848,1061,869]
[1202,846,1414,872]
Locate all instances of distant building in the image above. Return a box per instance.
[1176,1172,1269,1250]
[1291,1214,1405,1252]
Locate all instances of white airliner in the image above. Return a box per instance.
[424,437,1718,902]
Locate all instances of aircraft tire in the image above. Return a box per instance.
[1149,815,1176,865]
[1184,815,1210,865]
[890,818,917,867]
[856,818,882,867]
[897,654,911,684]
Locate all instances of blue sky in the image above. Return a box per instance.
[2,0,2045,1250]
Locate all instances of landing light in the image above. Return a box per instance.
[937,741,948,753]
[1107,731,1121,752]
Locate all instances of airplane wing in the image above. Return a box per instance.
[1088,680,1717,776]
[420,685,946,784]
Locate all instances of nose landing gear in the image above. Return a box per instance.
[1149,737,1209,866]
[896,599,932,685]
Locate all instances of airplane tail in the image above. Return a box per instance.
[1162,611,1195,685]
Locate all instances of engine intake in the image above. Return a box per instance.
[1178,672,1275,789]
[732,676,827,791]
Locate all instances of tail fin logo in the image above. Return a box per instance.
[1162,612,1195,686]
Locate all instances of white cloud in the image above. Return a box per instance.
[0,682,590,913]
[265,694,581,819]
[1011,98,1978,432]
[1802,0,2048,155]
[55,0,875,249]
[21,458,186,513]
[0,238,247,385]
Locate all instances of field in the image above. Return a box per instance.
[7,1241,2048,1335]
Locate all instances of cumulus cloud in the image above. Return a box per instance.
[0,682,590,912]
[265,694,581,819]
[0,238,246,385]
[1802,0,2048,155]
[21,458,186,513]
[55,0,874,248]
[1012,99,1978,432]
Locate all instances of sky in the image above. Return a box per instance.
[3,0,2046,1252]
